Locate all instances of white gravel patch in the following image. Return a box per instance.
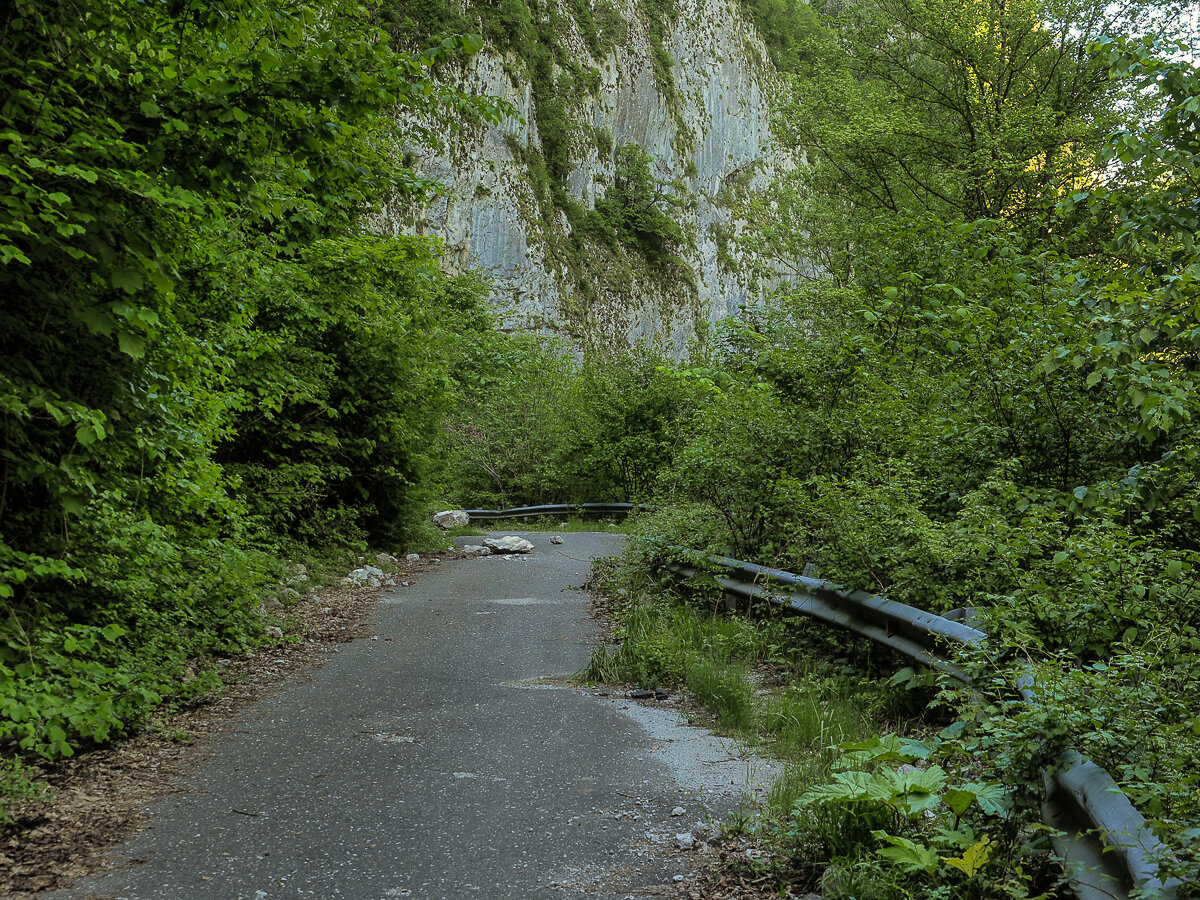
[601,698,780,800]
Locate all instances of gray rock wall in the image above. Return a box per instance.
[372,0,786,356]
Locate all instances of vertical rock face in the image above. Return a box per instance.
[373,0,786,357]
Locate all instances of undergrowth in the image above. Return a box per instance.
[576,552,1076,898]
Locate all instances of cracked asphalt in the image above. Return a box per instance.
[47,532,771,900]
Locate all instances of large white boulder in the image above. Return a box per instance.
[483,536,534,554]
[433,509,470,529]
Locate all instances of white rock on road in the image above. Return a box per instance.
[483,536,535,554]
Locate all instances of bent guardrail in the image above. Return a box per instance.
[665,548,1179,900]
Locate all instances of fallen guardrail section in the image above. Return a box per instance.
[665,549,1180,900]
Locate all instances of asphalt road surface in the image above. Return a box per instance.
[49,532,773,900]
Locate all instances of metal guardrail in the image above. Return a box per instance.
[665,548,1180,900]
[461,502,643,521]
[667,553,984,683]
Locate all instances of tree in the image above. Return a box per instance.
[0,0,503,761]
[767,0,1184,263]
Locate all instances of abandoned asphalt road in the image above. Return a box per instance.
[48,532,773,900]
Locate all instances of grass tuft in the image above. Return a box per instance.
[685,653,754,731]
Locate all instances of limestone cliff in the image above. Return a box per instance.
[374,0,786,355]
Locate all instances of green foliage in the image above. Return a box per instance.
[587,145,689,274]
[0,624,160,758]
[786,728,1051,898]
[217,237,490,549]
[0,0,503,761]
[444,341,700,507]
[761,0,1181,280]
[0,755,46,827]
[609,22,1200,891]
[732,0,823,74]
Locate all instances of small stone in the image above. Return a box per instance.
[370,635,379,641]
[550,536,564,544]
[629,689,655,700]
[322,607,332,614]
[674,832,695,850]
[376,552,398,566]
[406,553,420,563]
[671,806,686,817]
[673,875,685,883]
[461,545,491,557]
[383,577,396,587]
[265,626,283,640]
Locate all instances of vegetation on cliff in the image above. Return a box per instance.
[389,0,697,318]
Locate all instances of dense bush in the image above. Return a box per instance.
[0,0,502,767]
[215,237,489,550]
[443,341,700,507]
[618,29,1200,891]
[587,144,687,271]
